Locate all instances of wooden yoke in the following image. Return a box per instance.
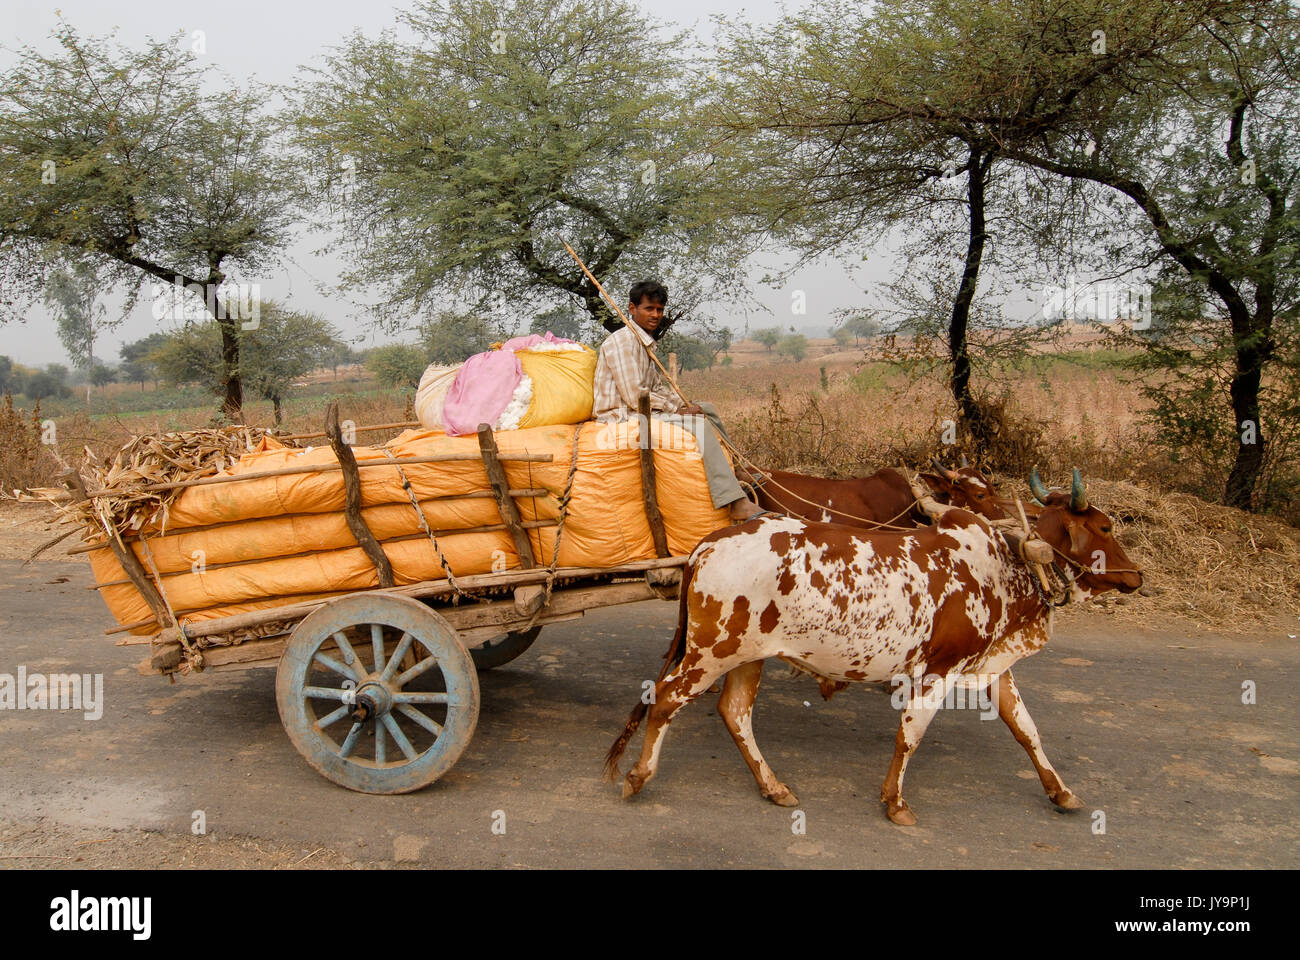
[326,401,394,588]
[477,423,545,616]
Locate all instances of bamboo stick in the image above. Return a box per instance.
[88,519,559,588]
[143,555,688,643]
[78,451,554,499]
[274,420,421,441]
[68,488,552,555]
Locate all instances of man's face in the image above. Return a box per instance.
[628,295,666,335]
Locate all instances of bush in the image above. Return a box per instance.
[777,333,808,361]
[366,344,428,389]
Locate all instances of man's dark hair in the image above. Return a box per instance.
[628,279,668,307]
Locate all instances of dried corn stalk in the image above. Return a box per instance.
[60,426,298,540]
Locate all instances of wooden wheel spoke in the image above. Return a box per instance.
[381,632,414,683]
[391,691,450,706]
[381,714,418,761]
[396,656,440,687]
[374,720,386,765]
[338,722,364,759]
[330,631,365,676]
[370,623,386,673]
[396,703,442,736]
[303,685,349,701]
[315,705,351,730]
[314,650,359,682]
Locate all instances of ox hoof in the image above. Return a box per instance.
[1051,790,1084,810]
[885,800,917,826]
[622,772,647,799]
[766,785,799,807]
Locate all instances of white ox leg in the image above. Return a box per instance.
[994,670,1084,810]
[623,648,732,799]
[717,660,798,807]
[880,698,941,825]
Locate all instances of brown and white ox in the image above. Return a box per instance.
[606,470,1141,825]
[753,462,1018,529]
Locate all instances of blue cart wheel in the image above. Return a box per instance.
[471,625,542,670]
[276,594,479,794]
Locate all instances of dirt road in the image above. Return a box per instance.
[1,512,1296,869]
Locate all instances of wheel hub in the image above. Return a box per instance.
[350,679,393,723]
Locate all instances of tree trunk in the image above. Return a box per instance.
[204,261,243,421]
[950,147,993,448]
[584,290,620,334]
[1223,309,1268,509]
[272,394,284,427]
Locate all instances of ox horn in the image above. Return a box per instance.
[958,453,970,468]
[930,458,957,480]
[1028,466,1050,505]
[1070,467,1088,512]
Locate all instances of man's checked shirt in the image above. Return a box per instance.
[592,323,683,422]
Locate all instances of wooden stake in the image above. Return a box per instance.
[63,470,173,631]
[477,424,535,568]
[638,391,670,558]
[326,401,394,589]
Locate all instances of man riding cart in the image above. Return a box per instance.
[593,279,763,523]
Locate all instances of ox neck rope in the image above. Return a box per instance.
[1022,513,1143,607]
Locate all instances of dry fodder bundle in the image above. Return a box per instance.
[1011,476,1300,631]
[62,426,299,538]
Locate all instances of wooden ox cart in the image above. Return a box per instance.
[72,394,688,794]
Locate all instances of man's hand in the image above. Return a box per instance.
[678,401,704,416]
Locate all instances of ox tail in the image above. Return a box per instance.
[602,564,694,781]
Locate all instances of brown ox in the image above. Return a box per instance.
[606,470,1141,824]
[753,463,1015,529]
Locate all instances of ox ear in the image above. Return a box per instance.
[919,471,954,494]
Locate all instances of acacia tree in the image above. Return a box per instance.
[44,259,114,400]
[709,0,1224,448]
[292,0,752,339]
[0,26,297,418]
[989,2,1300,510]
[149,302,342,425]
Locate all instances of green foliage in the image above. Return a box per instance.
[530,305,600,346]
[754,328,781,352]
[119,333,169,386]
[0,25,296,414]
[149,302,344,420]
[843,315,881,343]
[292,0,753,333]
[366,345,429,390]
[45,260,114,379]
[421,312,502,365]
[831,327,852,348]
[777,333,809,361]
[659,318,733,370]
[89,364,117,387]
[23,367,71,401]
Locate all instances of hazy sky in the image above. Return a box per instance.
[1,0,901,369]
